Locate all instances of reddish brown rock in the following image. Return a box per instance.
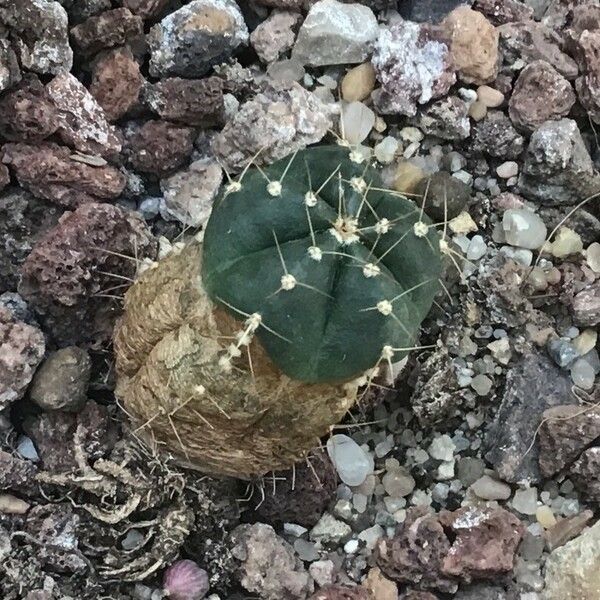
[309,586,371,600]
[439,507,524,581]
[253,450,337,528]
[377,508,457,593]
[19,203,156,345]
[571,447,600,501]
[443,7,499,85]
[508,60,576,132]
[70,8,143,56]
[144,77,225,127]
[122,0,170,18]
[1,142,126,208]
[0,75,58,142]
[46,72,121,158]
[538,405,600,477]
[0,303,45,409]
[545,510,594,551]
[128,120,195,176]
[0,163,9,192]
[472,0,533,25]
[89,47,143,122]
[574,29,600,123]
[572,281,600,326]
[497,21,578,80]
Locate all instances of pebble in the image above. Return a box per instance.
[340,101,375,145]
[512,488,538,515]
[586,241,600,272]
[471,374,493,396]
[437,459,455,481]
[496,161,519,179]
[294,538,320,562]
[358,525,384,551]
[374,137,399,164]
[468,100,488,120]
[535,505,557,529]
[327,435,372,486]
[471,475,512,500]
[393,161,426,194]
[344,539,359,554]
[292,0,378,66]
[549,227,583,258]
[466,235,487,260]
[310,513,352,544]
[16,436,39,462]
[382,469,415,498]
[502,208,547,250]
[547,339,579,368]
[284,523,308,537]
[341,63,376,102]
[570,358,596,390]
[428,435,456,461]
[477,85,504,107]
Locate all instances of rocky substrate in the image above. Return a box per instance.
[1,0,600,599]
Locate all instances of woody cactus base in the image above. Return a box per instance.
[114,145,441,477]
[114,242,358,478]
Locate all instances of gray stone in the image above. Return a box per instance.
[160,158,223,229]
[372,19,456,117]
[471,475,512,500]
[29,346,91,412]
[148,0,249,78]
[547,338,579,368]
[310,513,352,544]
[0,0,73,75]
[518,119,598,206]
[470,110,525,159]
[292,0,378,67]
[415,96,470,140]
[455,583,516,600]
[543,520,600,600]
[212,81,332,172]
[415,171,471,222]
[484,352,576,484]
[457,457,485,487]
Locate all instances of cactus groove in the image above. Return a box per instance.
[202,145,441,383]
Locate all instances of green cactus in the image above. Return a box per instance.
[202,145,441,384]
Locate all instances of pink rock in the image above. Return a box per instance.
[1,142,126,208]
[372,19,456,116]
[0,303,45,409]
[250,10,302,64]
[46,72,122,158]
[439,506,524,581]
[309,586,371,600]
[89,47,143,122]
[472,0,533,25]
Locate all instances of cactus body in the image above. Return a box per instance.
[114,242,358,478]
[202,145,441,383]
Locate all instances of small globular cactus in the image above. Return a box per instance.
[202,145,441,383]
[114,144,441,477]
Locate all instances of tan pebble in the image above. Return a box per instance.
[550,226,583,258]
[393,161,425,194]
[443,6,499,85]
[449,211,478,234]
[363,567,398,600]
[573,329,598,356]
[477,85,504,107]
[537,505,557,529]
[0,493,30,514]
[469,100,488,121]
[341,63,376,102]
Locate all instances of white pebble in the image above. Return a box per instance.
[327,434,372,486]
[585,241,600,272]
[466,235,487,260]
[496,161,519,179]
[502,208,547,250]
[570,358,596,390]
[428,435,456,461]
[512,487,538,516]
[471,374,493,396]
[340,101,375,145]
[374,136,399,164]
